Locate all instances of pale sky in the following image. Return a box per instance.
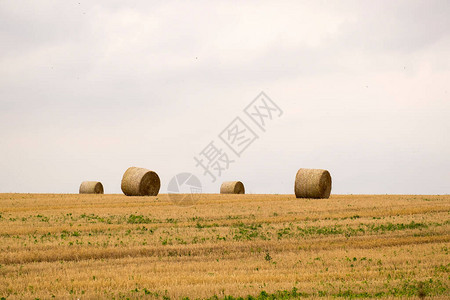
[1,0,449,194]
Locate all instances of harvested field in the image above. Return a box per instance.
[0,194,449,299]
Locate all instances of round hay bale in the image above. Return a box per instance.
[294,168,332,199]
[79,181,104,194]
[121,167,160,196]
[220,181,245,194]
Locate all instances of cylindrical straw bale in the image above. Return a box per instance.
[121,167,160,196]
[220,181,245,194]
[79,181,104,194]
[294,168,332,199]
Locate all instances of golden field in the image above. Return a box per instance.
[0,193,449,299]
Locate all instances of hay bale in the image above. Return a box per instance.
[121,167,160,196]
[79,181,104,194]
[220,181,245,194]
[294,168,332,199]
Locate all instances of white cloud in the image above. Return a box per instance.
[0,0,449,194]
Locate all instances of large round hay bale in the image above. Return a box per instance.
[79,181,104,194]
[220,181,245,194]
[121,167,160,196]
[294,168,332,199]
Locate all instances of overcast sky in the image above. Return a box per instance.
[1,0,449,195]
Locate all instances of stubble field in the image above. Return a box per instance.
[0,193,449,299]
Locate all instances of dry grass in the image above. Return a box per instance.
[0,193,449,299]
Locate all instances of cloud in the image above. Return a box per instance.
[0,0,449,194]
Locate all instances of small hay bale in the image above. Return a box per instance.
[294,168,332,199]
[220,181,245,194]
[121,167,160,196]
[79,181,104,194]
